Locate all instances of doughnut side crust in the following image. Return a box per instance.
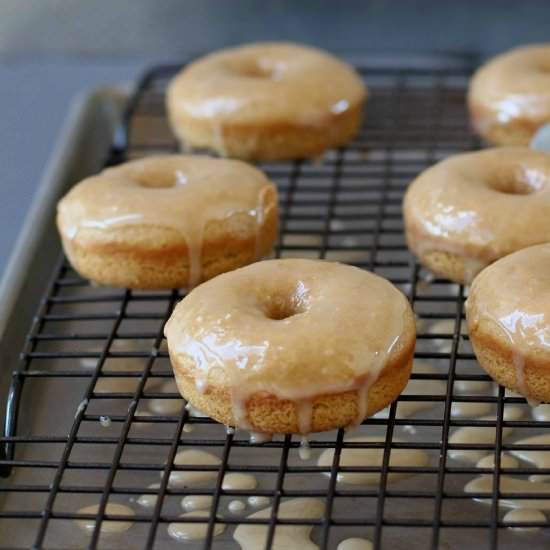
[168,104,363,161]
[170,306,416,433]
[468,99,544,146]
[404,197,486,285]
[405,239,477,286]
[468,323,550,402]
[59,209,278,289]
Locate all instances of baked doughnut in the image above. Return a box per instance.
[403,148,550,284]
[56,155,278,289]
[165,259,416,434]
[166,42,367,161]
[469,44,550,145]
[466,244,550,402]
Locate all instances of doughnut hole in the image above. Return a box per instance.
[535,57,550,73]
[131,167,187,188]
[487,167,548,195]
[260,282,310,321]
[228,57,286,80]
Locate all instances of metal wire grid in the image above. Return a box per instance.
[1,59,550,549]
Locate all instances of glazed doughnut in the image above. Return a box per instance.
[165,259,416,434]
[56,155,278,289]
[466,244,550,402]
[166,42,367,161]
[469,44,550,145]
[403,148,550,284]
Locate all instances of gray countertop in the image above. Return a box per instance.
[2,0,550,274]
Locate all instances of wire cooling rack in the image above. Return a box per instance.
[2,56,550,550]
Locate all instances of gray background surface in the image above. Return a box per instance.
[2,0,550,273]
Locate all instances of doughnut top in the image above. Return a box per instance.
[57,155,276,287]
[403,147,550,282]
[167,42,367,125]
[466,243,550,359]
[165,259,412,427]
[469,44,550,125]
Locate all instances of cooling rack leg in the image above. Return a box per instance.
[0,447,8,478]
[1,371,23,477]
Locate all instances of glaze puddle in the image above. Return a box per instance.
[509,434,550,471]
[337,537,373,550]
[167,510,225,541]
[137,482,160,509]
[450,401,492,418]
[76,503,134,534]
[465,475,550,510]
[448,407,523,463]
[228,500,246,513]
[181,495,213,512]
[375,362,446,418]
[167,449,221,487]
[317,436,429,485]
[148,397,183,415]
[248,495,270,508]
[427,319,467,353]
[233,498,323,550]
[476,453,519,469]
[222,473,257,491]
[532,404,550,422]
[454,379,492,394]
[503,508,546,532]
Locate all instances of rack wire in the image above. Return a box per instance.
[2,56,550,549]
